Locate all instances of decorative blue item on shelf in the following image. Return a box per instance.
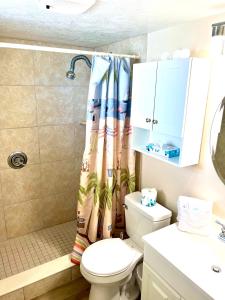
[146,143,180,158]
[146,143,154,152]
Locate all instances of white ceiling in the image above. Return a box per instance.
[0,0,225,48]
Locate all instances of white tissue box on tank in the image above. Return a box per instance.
[131,58,209,167]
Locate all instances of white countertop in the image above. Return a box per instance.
[143,222,225,300]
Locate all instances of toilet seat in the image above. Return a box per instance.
[81,238,142,277]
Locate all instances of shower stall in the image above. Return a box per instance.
[0,47,91,299]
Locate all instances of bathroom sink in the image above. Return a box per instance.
[143,220,225,300]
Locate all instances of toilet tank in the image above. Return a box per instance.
[125,192,172,250]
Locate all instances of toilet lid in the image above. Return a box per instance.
[81,238,136,276]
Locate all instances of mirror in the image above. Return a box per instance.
[210,97,225,184]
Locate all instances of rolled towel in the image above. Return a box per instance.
[177,196,213,236]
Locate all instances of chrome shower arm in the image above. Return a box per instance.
[69,54,92,71]
[66,54,92,80]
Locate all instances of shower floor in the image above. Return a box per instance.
[0,221,76,280]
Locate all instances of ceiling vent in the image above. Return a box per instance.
[38,0,96,14]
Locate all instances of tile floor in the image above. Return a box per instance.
[0,221,76,280]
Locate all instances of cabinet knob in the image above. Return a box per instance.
[146,118,151,123]
[153,120,158,124]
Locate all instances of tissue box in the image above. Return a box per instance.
[163,145,180,158]
[177,196,213,236]
[146,143,180,158]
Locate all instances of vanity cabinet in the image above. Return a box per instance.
[131,58,209,167]
[142,224,216,300]
[142,263,181,300]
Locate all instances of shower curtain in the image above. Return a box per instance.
[71,56,135,265]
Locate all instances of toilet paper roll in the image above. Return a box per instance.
[141,188,157,207]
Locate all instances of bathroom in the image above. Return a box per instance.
[0,0,225,299]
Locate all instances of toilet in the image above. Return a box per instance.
[80,191,172,300]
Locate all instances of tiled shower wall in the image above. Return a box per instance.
[0,47,90,241]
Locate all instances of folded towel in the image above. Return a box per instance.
[177,196,213,236]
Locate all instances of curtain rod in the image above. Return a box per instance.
[0,42,140,59]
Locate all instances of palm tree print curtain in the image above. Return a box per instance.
[71,56,135,264]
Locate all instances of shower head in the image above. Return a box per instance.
[66,70,76,80]
[66,55,92,80]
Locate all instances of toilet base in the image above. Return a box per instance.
[89,284,120,300]
[88,274,140,300]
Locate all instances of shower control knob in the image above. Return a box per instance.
[8,151,28,169]
[145,118,151,123]
[152,119,158,124]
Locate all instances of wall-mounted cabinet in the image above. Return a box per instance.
[131,58,209,167]
[131,62,157,130]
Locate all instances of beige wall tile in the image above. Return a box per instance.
[36,86,75,125]
[40,160,76,196]
[74,126,85,162]
[0,174,3,207]
[0,86,36,129]
[0,194,2,208]
[42,190,76,227]
[0,289,24,300]
[4,198,44,237]
[0,127,39,169]
[0,49,34,85]
[24,269,71,300]
[74,155,82,187]
[0,207,7,242]
[73,159,82,201]
[73,86,88,125]
[39,125,75,163]
[1,165,41,205]
[33,52,90,87]
[0,46,89,239]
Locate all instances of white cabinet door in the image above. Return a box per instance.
[131,62,157,129]
[153,59,190,138]
[141,263,181,300]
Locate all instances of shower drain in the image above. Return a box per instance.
[7,151,28,169]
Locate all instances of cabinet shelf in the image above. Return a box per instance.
[132,144,180,167]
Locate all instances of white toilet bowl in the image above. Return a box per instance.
[81,238,143,300]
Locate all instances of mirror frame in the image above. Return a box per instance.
[210,96,225,185]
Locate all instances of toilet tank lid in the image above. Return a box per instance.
[125,192,172,222]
